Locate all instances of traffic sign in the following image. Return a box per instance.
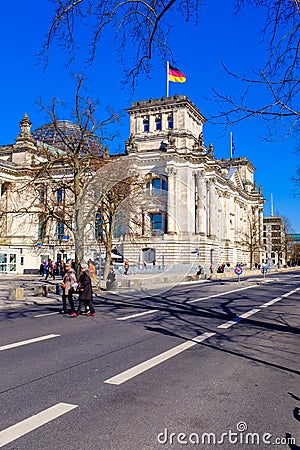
[234,266,243,276]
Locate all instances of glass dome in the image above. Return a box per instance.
[32,120,104,154]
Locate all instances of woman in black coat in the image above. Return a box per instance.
[76,264,95,316]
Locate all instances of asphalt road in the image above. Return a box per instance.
[0,272,299,449]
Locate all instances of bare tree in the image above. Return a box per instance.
[26,75,121,272]
[44,0,300,125]
[211,1,300,135]
[238,207,263,268]
[88,165,144,280]
[43,0,186,89]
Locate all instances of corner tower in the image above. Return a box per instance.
[125,95,207,155]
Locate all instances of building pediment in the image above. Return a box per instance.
[225,167,244,189]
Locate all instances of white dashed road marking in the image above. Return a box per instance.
[104,332,216,385]
[34,312,60,318]
[0,403,78,448]
[117,310,159,321]
[0,334,60,351]
[107,286,300,385]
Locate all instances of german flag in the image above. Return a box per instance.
[168,64,186,83]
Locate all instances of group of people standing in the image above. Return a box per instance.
[39,259,77,280]
[61,261,95,317]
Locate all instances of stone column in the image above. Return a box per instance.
[223,193,230,241]
[196,171,206,234]
[208,178,217,237]
[166,167,177,233]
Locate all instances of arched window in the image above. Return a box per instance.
[142,247,156,263]
[155,115,162,131]
[167,114,173,129]
[146,176,168,196]
[143,117,149,132]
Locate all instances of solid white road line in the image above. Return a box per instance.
[0,334,60,352]
[0,402,78,448]
[117,309,159,321]
[104,332,216,385]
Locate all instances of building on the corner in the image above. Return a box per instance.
[263,215,287,267]
[0,95,266,273]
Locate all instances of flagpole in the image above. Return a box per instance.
[166,61,169,97]
[230,132,233,158]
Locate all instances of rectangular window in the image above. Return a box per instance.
[56,222,64,239]
[155,115,162,131]
[39,188,45,203]
[150,213,167,235]
[57,188,64,203]
[143,117,149,132]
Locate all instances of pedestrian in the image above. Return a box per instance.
[76,263,95,317]
[124,259,129,275]
[59,261,65,279]
[196,265,202,275]
[106,267,116,290]
[61,261,77,315]
[209,264,214,274]
[54,261,59,277]
[88,259,98,284]
[39,262,44,276]
[46,259,55,280]
[42,260,47,277]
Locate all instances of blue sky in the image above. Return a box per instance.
[1,1,299,230]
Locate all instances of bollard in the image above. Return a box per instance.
[42,285,48,296]
[56,284,63,295]
[34,286,43,296]
[9,288,24,301]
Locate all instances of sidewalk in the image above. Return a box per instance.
[0,267,298,311]
[0,274,62,311]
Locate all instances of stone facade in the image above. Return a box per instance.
[119,95,265,269]
[0,115,75,274]
[0,95,265,273]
